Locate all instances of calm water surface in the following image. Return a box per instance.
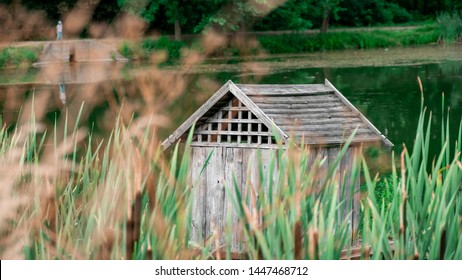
[1,48,461,166]
[173,61,462,158]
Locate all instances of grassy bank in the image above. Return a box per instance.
[119,24,441,61]
[0,22,449,68]
[0,46,41,68]
[119,36,185,64]
[437,10,462,42]
[0,94,460,259]
[258,25,439,54]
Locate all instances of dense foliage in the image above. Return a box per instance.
[12,0,462,36]
[0,46,40,68]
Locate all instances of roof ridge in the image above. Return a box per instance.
[162,80,393,150]
[161,80,288,150]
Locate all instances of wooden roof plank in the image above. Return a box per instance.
[264,112,359,119]
[162,80,393,149]
[237,84,331,95]
[324,79,394,148]
[248,94,338,103]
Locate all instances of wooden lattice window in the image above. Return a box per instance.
[191,97,277,146]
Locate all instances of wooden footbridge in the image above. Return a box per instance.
[34,39,127,65]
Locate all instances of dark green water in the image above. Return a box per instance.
[1,59,461,164]
[171,61,462,163]
[268,62,462,153]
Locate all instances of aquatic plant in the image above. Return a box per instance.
[437,11,462,43]
[0,90,460,259]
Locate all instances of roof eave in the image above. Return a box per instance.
[162,80,290,151]
[161,80,234,150]
[324,79,394,150]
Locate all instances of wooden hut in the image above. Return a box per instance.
[162,79,393,252]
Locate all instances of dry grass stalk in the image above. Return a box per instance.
[399,147,407,258]
[308,227,319,260]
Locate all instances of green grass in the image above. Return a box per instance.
[0,46,41,68]
[118,24,441,62]
[119,36,185,64]
[0,23,444,69]
[0,93,461,259]
[258,26,439,54]
[437,11,462,43]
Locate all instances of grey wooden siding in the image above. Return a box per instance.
[189,145,360,252]
[190,147,277,251]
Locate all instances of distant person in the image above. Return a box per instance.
[56,21,63,40]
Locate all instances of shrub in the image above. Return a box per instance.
[0,47,39,68]
[142,37,185,63]
[437,11,462,43]
[119,41,135,59]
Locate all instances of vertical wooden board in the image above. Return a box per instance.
[316,148,329,192]
[327,147,341,216]
[205,147,226,246]
[223,147,243,253]
[339,148,352,226]
[257,149,277,228]
[327,146,340,179]
[271,149,279,194]
[304,147,317,192]
[351,146,361,239]
[190,147,207,244]
[256,149,267,227]
[242,149,258,210]
[258,149,277,201]
[240,147,259,247]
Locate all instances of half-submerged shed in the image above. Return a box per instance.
[162,80,392,252]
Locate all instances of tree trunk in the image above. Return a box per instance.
[423,0,429,14]
[174,19,181,41]
[321,11,330,33]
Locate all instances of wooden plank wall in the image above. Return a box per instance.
[309,146,361,238]
[189,146,277,251]
[189,145,361,252]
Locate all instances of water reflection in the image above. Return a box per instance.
[37,61,123,85]
[0,53,461,170]
[59,83,66,105]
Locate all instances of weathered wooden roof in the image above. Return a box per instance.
[161,80,393,150]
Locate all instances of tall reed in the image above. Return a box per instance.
[437,11,462,43]
[0,95,461,259]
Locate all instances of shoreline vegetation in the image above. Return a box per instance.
[1,1,462,262]
[1,13,462,68]
[0,94,460,259]
[118,23,441,64]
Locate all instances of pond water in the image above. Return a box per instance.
[0,45,461,168]
[174,49,462,164]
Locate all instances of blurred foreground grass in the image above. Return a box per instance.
[0,94,460,260]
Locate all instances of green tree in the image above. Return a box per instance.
[195,0,286,33]
[254,0,315,31]
[320,0,343,33]
[337,0,411,26]
[117,0,160,26]
[118,0,225,40]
